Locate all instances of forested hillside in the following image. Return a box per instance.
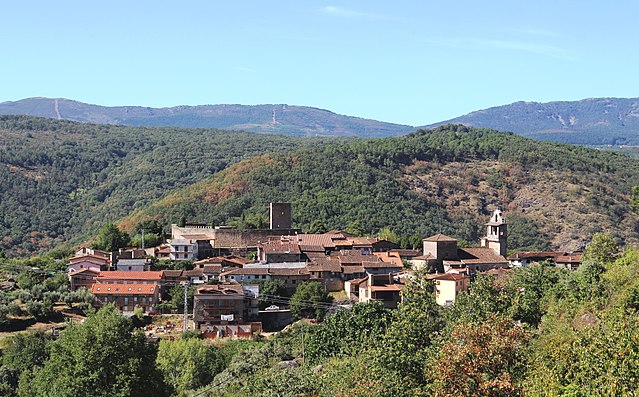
[123,125,639,251]
[0,116,341,256]
[427,97,639,146]
[0,98,414,138]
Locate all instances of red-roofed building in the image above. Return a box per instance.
[69,268,100,290]
[91,283,159,313]
[96,271,164,284]
[358,273,405,309]
[555,252,583,270]
[193,284,260,331]
[257,241,302,263]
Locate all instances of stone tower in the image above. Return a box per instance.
[480,209,507,257]
[269,202,292,230]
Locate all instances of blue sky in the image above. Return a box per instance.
[1,1,638,126]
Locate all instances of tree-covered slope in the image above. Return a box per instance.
[123,125,639,251]
[0,116,341,256]
[427,97,639,145]
[0,98,414,138]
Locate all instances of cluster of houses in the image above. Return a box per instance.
[66,203,583,336]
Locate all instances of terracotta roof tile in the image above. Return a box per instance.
[96,271,164,281]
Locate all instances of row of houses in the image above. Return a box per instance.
[65,206,585,334]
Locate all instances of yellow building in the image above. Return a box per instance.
[430,273,469,307]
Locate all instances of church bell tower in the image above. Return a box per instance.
[480,209,507,257]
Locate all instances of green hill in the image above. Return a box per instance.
[123,124,639,251]
[0,116,341,256]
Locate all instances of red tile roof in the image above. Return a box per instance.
[456,248,508,265]
[341,265,365,274]
[555,253,582,263]
[221,267,309,277]
[92,283,157,295]
[203,264,222,274]
[96,271,164,281]
[390,249,421,258]
[430,273,469,281]
[260,242,301,254]
[370,284,404,292]
[294,234,336,248]
[194,257,225,265]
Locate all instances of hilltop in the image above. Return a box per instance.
[426,97,639,145]
[0,98,414,138]
[0,116,341,256]
[122,125,639,252]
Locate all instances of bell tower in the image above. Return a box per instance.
[480,209,507,257]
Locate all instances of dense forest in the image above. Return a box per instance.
[2,234,639,396]
[123,124,639,251]
[0,116,342,256]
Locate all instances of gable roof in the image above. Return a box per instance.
[430,273,469,281]
[69,268,101,276]
[555,253,582,263]
[194,257,225,265]
[423,234,457,242]
[67,258,107,267]
[69,254,109,264]
[454,248,508,265]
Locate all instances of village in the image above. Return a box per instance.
[64,202,584,339]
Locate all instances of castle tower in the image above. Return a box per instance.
[269,202,292,230]
[480,209,507,257]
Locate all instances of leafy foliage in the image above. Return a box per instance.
[289,282,333,320]
[91,222,130,251]
[156,338,225,396]
[20,305,167,397]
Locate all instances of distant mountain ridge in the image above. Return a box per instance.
[426,97,639,145]
[0,97,414,138]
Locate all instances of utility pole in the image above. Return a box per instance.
[141,229,145,250]
[301,324,305,362]
[182,281,189,332]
